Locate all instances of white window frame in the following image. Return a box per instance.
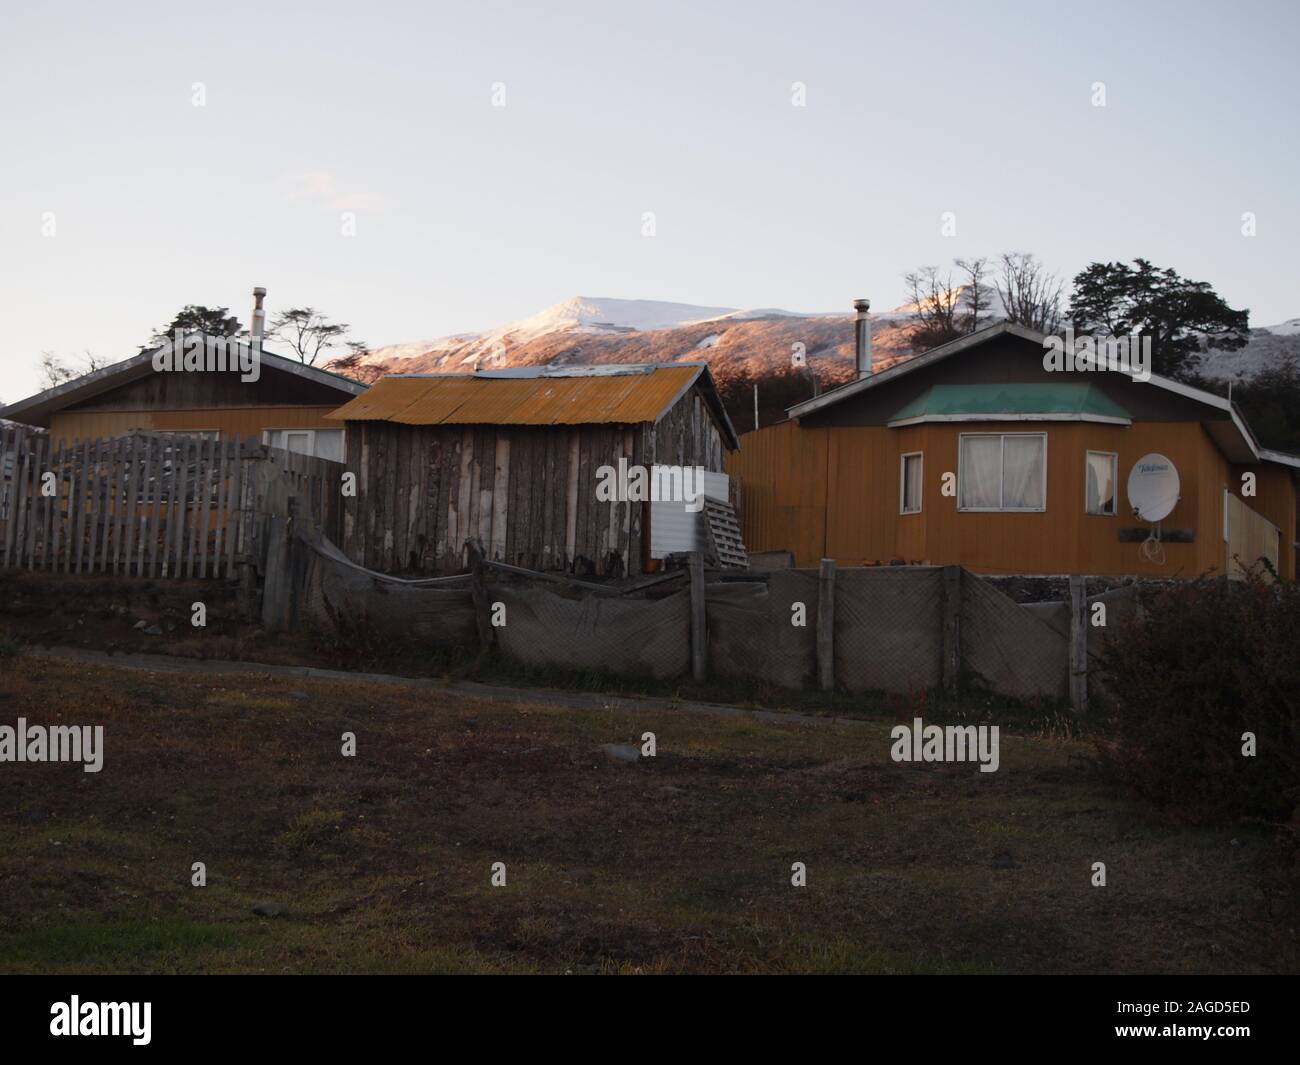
[957,432,1048,513]
[899,451,923,515]
[1084,450,1118,516]
[262,427,345,461]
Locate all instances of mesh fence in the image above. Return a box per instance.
[1021,599,1069,638]
[300,537,478,646]
[961,574,1068,701]
[834,567,945,694]
[296,529,1083,701]
[1086,585,1142,657]
[705,570,819,689]
[492,584,690,679]
[1086,585,1143,701]
[1013,584,1146,702]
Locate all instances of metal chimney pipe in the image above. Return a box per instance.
[853,298,871,379]
[251,286,267,341]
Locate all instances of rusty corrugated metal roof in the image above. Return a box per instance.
[326,375,481,424]
[328,365,705,429]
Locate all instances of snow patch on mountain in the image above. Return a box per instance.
[488,296,821,343]
[1261,318,1300,337]
[359,333,476,364]
[1197,321,1300,381]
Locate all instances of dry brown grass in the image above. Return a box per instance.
[0,653,1291,974]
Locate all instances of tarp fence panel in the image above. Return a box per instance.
[705,570,819,689]
[834,566,945,694]
[493,584,691,680]
[294,531,1086,703]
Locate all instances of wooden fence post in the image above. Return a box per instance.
[261,496,299,631]
[470,556,494,651]
[1069,575,1088,713]
[817,557,836,691]
[260,515,288,630]
[942,565,962,694]
[689,551,707,681]
[287,500,312,631]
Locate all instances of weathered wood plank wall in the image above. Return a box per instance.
[341,390,726,576]
[0,428,343,578]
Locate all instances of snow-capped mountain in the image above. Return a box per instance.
[335,296,912,428]
[333,296,1300,430]
[356,297,837,374]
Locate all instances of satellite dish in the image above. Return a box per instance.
[1127,453,1180,522]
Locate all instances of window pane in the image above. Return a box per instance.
[1002,436,1044,509]
[314,429,344,463]
[960,437,1001,508]
[285,432,312,455]
[902,454,922,513]
[1086,452,1115,515]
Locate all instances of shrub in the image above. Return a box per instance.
[0,627,22,659]
[1095,572,1299,824]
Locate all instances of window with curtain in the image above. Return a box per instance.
[958,433,1046,511]
[1085,451,1117,515]
[900,452,923,514]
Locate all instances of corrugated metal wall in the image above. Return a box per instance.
[647,470,729,558]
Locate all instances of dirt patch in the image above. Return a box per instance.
[0,571,251,656]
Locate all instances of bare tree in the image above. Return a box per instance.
[903,266,963,348]
[955,256,993,330]
[330,340,387,384]
[995,252,1063,333]
[268,307,353,365]
[38,350,107,389]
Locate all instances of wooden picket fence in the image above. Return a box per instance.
[0,427,343,579]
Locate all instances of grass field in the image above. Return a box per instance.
[0,651,1290,975]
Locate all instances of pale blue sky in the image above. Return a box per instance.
[2,0,1297,400]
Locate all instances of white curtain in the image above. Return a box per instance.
[903,455,923,512]
[960,436,1001,508]
[314,429,345,463]
[1002,436,1044,509]
[1086,452,1114,514]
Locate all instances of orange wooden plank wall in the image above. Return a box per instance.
[727,418,1296,578]
[48,406,342,446]
[727,420,829,564]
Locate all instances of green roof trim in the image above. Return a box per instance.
[888,383,1132,426]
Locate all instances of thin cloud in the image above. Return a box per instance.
[278,171,395,213]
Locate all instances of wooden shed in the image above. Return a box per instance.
[326,363,741,576]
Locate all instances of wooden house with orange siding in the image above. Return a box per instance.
[728,321,1300,579]
[0,340,366,460]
